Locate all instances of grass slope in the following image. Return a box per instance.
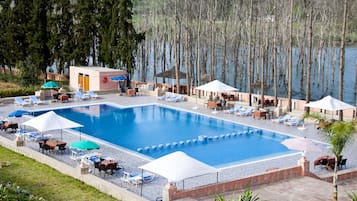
[0,146,118,201]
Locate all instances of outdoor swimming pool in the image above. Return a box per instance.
[33,104,296,167]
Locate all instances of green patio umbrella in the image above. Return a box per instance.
[41,81,60,89]
[69,140,100,151]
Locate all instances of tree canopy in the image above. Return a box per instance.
[0,0,144,86]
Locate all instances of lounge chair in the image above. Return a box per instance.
[272,114,292,123]
[224,104,243,114]
[75,91,90,101]
[158,92,174,101]
[14,97,30,106]
[284,118,304,126]
[121,171,155,186]
[167,95,185,102]
[236,107,254,116]
[29,96,44,105]
[86,91,98,99]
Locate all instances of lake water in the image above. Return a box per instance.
[133,46,357,105]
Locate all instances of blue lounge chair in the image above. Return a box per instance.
[14,97,31,106]
[272,114,292,123]
[86,91,98,99]
[224,104,243,114]
[167,95,185,102]
[236,107,254,116]
[29,96,44,105]
[75,91,90,100]
[121,171,155,186]
[284,118,304,126]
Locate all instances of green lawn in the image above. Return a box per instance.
[0,146,119,201]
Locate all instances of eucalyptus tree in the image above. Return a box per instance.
[338,0,348,121]
[305,1,314,114]
[48,0,75,74]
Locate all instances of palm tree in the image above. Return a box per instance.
[321,121,355,201]
[348,192,357,201]
[215,189,260,201]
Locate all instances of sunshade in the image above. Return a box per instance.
[195,80,238,93]
[8,110,29,118]
[282,137,326,153]
[22,111,83,132]
[111,75,126,81]
[139,151,218,182]
[304,95,355,111]
[70,140,100,150]
[155,67,186,79]
[41,81,60,89]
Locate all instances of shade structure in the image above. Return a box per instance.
[155,67,186,79]
[22,111,83,132]
[8,110,29,118]
[41,81,60,89]
[111,75,126,81]
[139,151,218,182]
[281,137,326,153]
[70,140,100,150]
[195,80,238,93]
[304,95,355,111]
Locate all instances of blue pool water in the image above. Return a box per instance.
[33,104,295,167]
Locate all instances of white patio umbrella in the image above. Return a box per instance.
[22,111,83,140]
[282,137,326,155]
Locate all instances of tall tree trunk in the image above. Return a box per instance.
[196,0,202,87]
[273,4,278,107]
[287,0,293,112]
[306,5,313,114]
[247,0,253,106]
[338,0,347,122]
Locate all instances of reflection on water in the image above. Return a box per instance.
[134,46,357,104]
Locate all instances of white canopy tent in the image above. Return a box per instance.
[139,151,219,183]
[195,80,238,93]
[304,95,355,111]
[304,95,356,120]
[22,111,83,139]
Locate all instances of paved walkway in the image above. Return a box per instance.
[1,93,357,201]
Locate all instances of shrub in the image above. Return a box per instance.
[0,86,38,98]
[0,181,46,201]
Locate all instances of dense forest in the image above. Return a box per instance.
[0,0,144,85]
[1,0,357,111]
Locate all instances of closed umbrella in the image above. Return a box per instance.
[70,140,100,151]
[8,110,29,118]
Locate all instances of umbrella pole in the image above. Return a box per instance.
[140,169,143,196]
[61,130,63,141]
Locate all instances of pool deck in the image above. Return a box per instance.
[1,93,357,201]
